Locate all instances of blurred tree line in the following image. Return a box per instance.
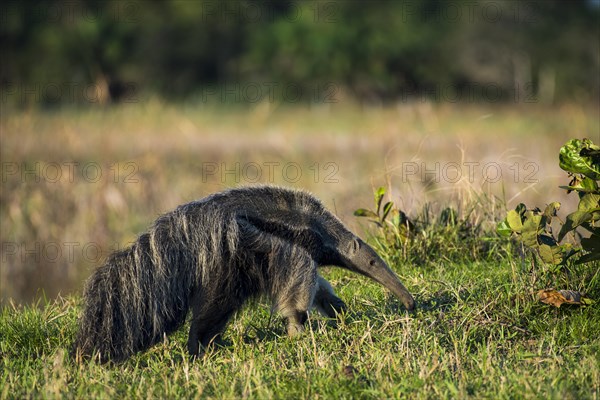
[1,0,598,106]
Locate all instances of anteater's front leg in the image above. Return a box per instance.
[313,275,347,318]
[272,252,318,337]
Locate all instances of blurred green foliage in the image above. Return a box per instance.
[1,0,599,105]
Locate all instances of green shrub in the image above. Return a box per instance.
[497,138,600,266]
[354,187,501,267]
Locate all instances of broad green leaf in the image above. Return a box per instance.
[354,208,378,219]
[580,177,600,193]
[538,244,563,265]
[566,210,593,228]
[506,210,523,232]
[496,219,512,237]
[522,211,542,234]
[578,193,600,212]
[559,138,600,179]
[521,230,539,248]
[558,211,593,241]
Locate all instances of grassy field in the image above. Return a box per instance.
[1,102,599,398]
[1,231,599,398]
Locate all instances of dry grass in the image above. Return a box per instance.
[1,101,598,302]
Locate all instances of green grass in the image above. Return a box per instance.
[2,246,599,398]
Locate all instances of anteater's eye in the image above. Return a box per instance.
[369,259,376,266]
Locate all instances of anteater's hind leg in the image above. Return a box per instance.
[188,291,237,357]
[272,251,319,337]
[313,275,347,318]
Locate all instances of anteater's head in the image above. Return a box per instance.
[325,235,415,311]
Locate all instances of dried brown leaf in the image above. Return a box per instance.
[537,289,593,307]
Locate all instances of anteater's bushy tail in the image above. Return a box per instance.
[74,231,190,361]
[74,201,236,362]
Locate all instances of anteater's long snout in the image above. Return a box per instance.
[368,261,415,310]
[349,242,415,311]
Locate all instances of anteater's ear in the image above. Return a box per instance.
[346,238,360,256]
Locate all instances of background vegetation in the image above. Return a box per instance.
[2,0,599,105]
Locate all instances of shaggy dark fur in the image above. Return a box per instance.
[74,185,415,362]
